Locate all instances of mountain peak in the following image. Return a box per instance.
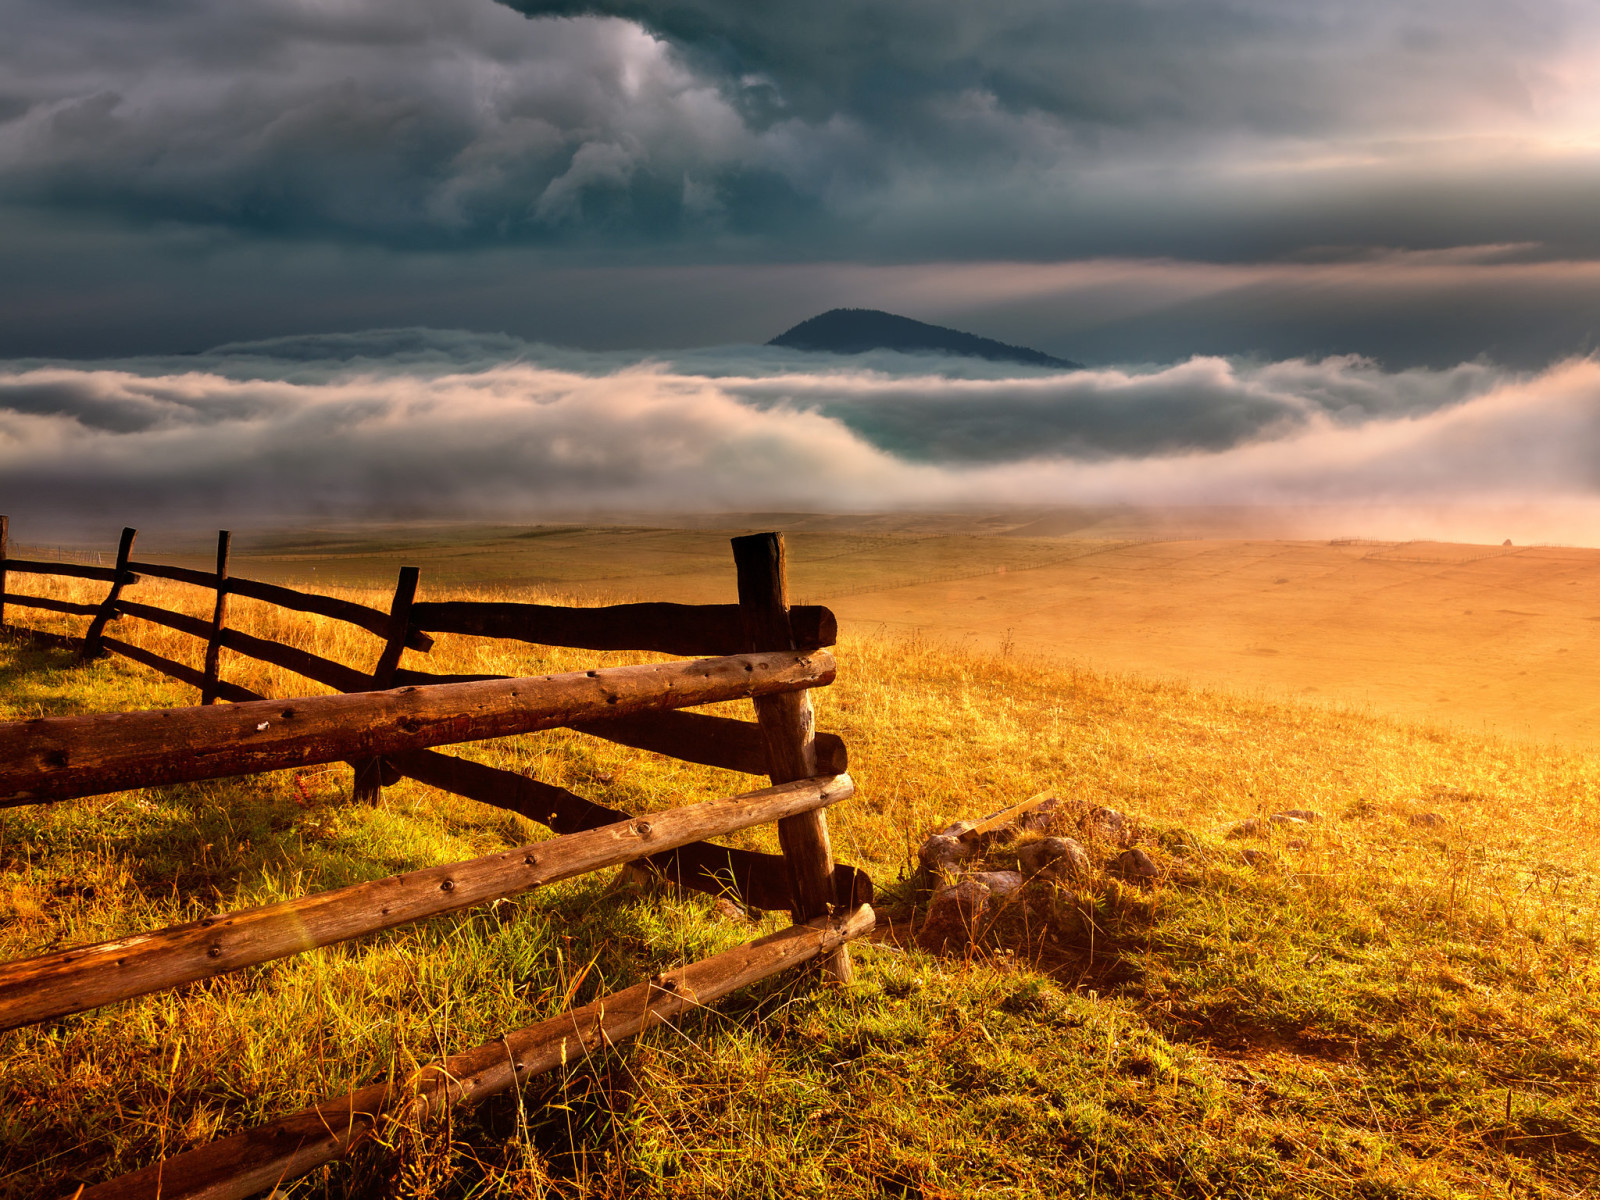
[769,308,1078,369]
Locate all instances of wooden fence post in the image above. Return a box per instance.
[353,566,420,802]
[731,532,853,983]
[0,515,8,632]
[200,531,231,704]
[80,527,136,661]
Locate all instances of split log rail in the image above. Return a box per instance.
[0,519,872,1200]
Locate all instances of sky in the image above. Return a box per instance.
[5,0,1600,535]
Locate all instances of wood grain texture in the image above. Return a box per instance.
[80,528,137,660]
[0,593,101,617]
[0,649,835,806]
[218,627,376,694]
[732,532,852,983]
[126,563,435,652]
[113,599,211,640]
[0,557,124,583]
[354,566,420,802]
[99,638,207,692]
[408,600,835,656]
[201,531,231,705]
[389,747,870,912]
[73,905,875,1200]
[0,773,854,1031]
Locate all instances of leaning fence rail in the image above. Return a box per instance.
[0,519,871,1200]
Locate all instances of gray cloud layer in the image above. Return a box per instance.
[6,0,1600,366]
[5,0,1600,260]
[5,334,1600,544]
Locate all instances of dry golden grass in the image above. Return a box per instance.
[1,569,1598,1197]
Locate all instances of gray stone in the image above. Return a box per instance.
[1241,848,1268,867]
[1081,805,1134,846]
[1112,847,1159,882]
[1015,796,1061,833]
[919,832,977,877]
[919,879,991,949]
[1274,809,1321,823]
[1017,836,1092,882]
[968,870,1024,900]
[1268,814,1308,828]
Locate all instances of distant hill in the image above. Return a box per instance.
[768,308,1079,369]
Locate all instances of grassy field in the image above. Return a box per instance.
[35,516,1600,745]
[2,560,1598,1198]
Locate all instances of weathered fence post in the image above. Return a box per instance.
[80,527,136,661]
[0,515,9,632]
[732,532,853,983]
[353,566,420,802]
[200,531,231,704]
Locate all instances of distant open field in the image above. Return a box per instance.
[33,514,1598,747]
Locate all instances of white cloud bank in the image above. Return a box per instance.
[3,339,1600,543]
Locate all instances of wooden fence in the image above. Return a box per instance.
[0,519,874,1200]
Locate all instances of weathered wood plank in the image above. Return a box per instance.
[99,638,208,691]
[388,747,870,912]
[125,560,215,588]
[733,531,852,984]
[228,575,434,652]
[353,566,420,802]
[200,532,231,705]
[113,599,210,640]
[0,517,7,631]
[80,528,137,660]
[572,708,849,776]
[0,557,124,583]
[73,906,875,1200]
[0,649,835,806]
[0,773,854,1031]
[218,627,373,693]
[390,676,850,776]
[408,600,835,656]
[0,593,101,617]
[126,562,435,652]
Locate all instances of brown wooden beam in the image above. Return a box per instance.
[73,905,875,1200]
[0,773,854,1031]
[733,531,853,983]
[80,527,136,660]
[0,649,835,807]
[388,747,870,912]
[408,599,835,656]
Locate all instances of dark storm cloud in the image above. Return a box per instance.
[4,0,1600,260]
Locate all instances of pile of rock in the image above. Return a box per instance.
[915,794,1161,952]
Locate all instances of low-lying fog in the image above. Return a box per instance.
[5,329,1600,546]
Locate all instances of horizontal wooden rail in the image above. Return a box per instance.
[0,649,835,806]
[572,709,849,776]
[409,600,835,656]
[0,773,854,1031]
[390,748,871,912]
[217,627,373,693]
[98,638,207,692]
[0,592,101,617]
[388,678,850,777]
[227,575,435,652]
[113,599,210,640]
[75,905,875,1200]
[0,558,125,583]
[126,561,434,652]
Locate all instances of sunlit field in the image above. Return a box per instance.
[2,547,1598,1196]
